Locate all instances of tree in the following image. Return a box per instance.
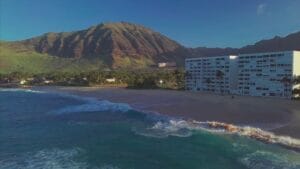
[174,69,185,89]
[292,76,300,99]
[293,76,300,84]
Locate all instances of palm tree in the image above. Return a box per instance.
[293,76,300,85]
[292,76,300,99]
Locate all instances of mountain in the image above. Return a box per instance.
[239,31,300,53]
[20,22,188,69]
[189,47,238,57]
[191,31,300,57]
[1,22,300,73]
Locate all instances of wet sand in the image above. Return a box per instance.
[35,86,300,139]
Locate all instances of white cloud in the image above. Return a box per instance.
[257,3,267,15]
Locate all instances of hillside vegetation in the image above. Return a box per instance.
[0,42,105,74]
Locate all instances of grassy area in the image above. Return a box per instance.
[0,42,106,74]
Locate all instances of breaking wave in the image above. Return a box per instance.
[134,120,196,138]
[0,88,44,93]
[48,91,300,151]
[50,99,132,114]
[135,119,300,150]
[47,93,132,114]
[6,88,300,151]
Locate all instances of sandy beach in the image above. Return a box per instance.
[35,86,300,139]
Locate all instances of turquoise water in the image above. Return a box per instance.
[0,89,299,169]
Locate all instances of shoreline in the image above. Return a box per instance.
[32,86,300,139]
[2,86,300,152]
[31,86,300,139]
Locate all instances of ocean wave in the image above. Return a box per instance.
[44,92,132,114]
[50,99,132,114]
[1,88,131,114]
[5,88,299,151]
[135,119,300,150]
[49,92,300,151]
[0,88,44,93]
[239,150,300,169]
[134,120,198,138]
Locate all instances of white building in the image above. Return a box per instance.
[185,51,300,99]
[106,78,116,83]
[158,62,177,68]
[185,55,237,94]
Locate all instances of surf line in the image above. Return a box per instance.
[190,120,300,151]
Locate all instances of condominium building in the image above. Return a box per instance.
[185,51,300,99]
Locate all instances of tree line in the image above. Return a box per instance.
[1,70,300,98]
[0,69,185,90]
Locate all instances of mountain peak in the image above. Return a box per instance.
[22,22,186,68]
[86,22,151,32]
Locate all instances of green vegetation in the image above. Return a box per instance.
[113,56,154,69]
[0,42,106,74]
[0,41,185,90]
[0,69,185,90]
[292,76,300,99]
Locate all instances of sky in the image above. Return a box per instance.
[0,0,300,48]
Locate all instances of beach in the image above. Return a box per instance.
[35,86,300,139]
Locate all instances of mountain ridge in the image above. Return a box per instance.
[18,22,188,68]
[1,22,300,71]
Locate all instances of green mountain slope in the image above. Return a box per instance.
[0,42,105,74]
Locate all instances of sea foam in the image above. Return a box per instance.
[0,88,44,93]
[136,119,300,151]
[7,88,300,151]
[51,92,300,150]
[50,99,131,114]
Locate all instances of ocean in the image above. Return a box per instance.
[0,88,299,169]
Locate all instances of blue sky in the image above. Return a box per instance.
[0,0,299,48]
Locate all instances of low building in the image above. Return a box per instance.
[158,62,177,68]
[20,80,27,85]
[44,80,54,84]
[185,51,300,99]
[106,78,116,83]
